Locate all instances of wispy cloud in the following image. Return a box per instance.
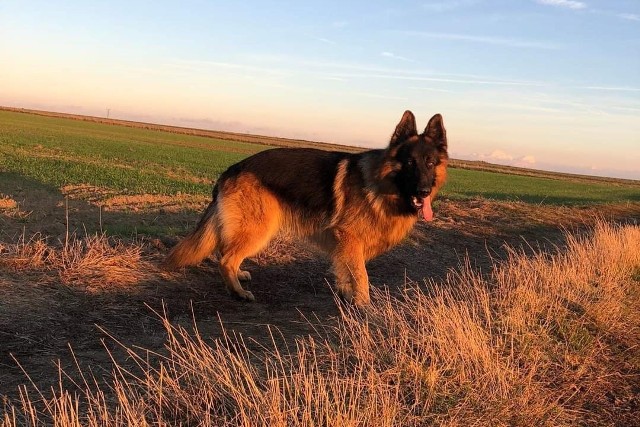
[618,13,640,22]
[353,92,409,101]
[317,76,347,82]
[536,0,638,24]
[168,59,291,77]
[482,149,514,161]
[536,0,587,10]
[421,0,480,13]
[395,31,562,49]
[580,86,640,92]
[408,86,456,93]
[380,51,415,62]
[313,37,336,45]
[609,106,640,115]
[326,72,545,87]
[520,155,537,165]
[474,150,537,168]
[240,53,438,75]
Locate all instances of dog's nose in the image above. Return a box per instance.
[417,189,431,198]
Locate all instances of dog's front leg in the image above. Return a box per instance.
[331,232,370,307]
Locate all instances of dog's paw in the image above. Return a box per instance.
[238,270,252,281]
[237,289,255,302]
[352,293,371,307]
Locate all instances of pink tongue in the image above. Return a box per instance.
[421,195,434,221]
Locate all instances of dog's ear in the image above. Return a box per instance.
[389,110,418,148]
[423,114,447,150]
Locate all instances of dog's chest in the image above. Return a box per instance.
[362,214,417,259]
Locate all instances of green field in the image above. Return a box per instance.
[1,110,639,205]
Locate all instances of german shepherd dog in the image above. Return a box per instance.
[164,111,448,306]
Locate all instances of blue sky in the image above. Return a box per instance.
[1,0,639,179]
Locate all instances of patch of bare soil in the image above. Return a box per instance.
[61,184,210,214]
[1,172,640,421]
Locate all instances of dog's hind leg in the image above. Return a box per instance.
[218,219,278,301]
[217,185,281,301]
[220,224,277,301]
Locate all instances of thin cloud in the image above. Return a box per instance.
[610,105,640,114]
[326,72,546,87]
[482,149,513,161]
[353,92,409,101]
[241,53,431,74]
[475,151,537,168]
[335,73,539,87]
[313,37,336,45]
[181,54,548,89]
[380,51,415,62]
[536,0,587,10]
[408,86,456,93]
[519,155,537,165]
[618,13,640,21]
[580,86,640,92]
[520,93,613,116]
[317,76,347,82]
[396,31,562,49]
[422,0,480,13]
[168,59,290,77]
[538,1,640,24]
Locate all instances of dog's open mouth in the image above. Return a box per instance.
[411,195,434,221]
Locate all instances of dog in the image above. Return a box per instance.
[163,111,448,306]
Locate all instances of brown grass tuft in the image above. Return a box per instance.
[0,195,30,220]
[0,196,18,211]
[55,233,153,288]
[0,232,159,289]
[2,221,639,426]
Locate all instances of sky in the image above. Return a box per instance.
[1,0,639,179]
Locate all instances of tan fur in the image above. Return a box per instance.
[329,159,349,227]
[215,174,283,301]
[163,201,218,269]
[432,158,448,199]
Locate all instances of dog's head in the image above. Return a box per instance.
[384,110,448,221]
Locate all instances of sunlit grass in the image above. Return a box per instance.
[442,168,640,204]
[1,110,639,204]
[2,221,638,426]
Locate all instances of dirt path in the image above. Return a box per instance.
[2,172,640,400]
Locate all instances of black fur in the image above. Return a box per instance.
[217,148,349,215]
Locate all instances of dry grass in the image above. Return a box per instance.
[2,221,639,426]
[0,232,159,289]
[0,195,30,220]
[0,196,18,211]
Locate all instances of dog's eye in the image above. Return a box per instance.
[407,158,414,166]
[426,162,435,168]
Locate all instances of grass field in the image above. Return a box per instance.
[2,109,639,205]
[1,108,640,426]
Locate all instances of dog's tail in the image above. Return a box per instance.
[163,196,219,270]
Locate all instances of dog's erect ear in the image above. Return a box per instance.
[389,110,418,147]
[423,114,447,150]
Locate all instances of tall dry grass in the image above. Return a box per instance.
[0,232,157,289]
[2,221,639,426]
